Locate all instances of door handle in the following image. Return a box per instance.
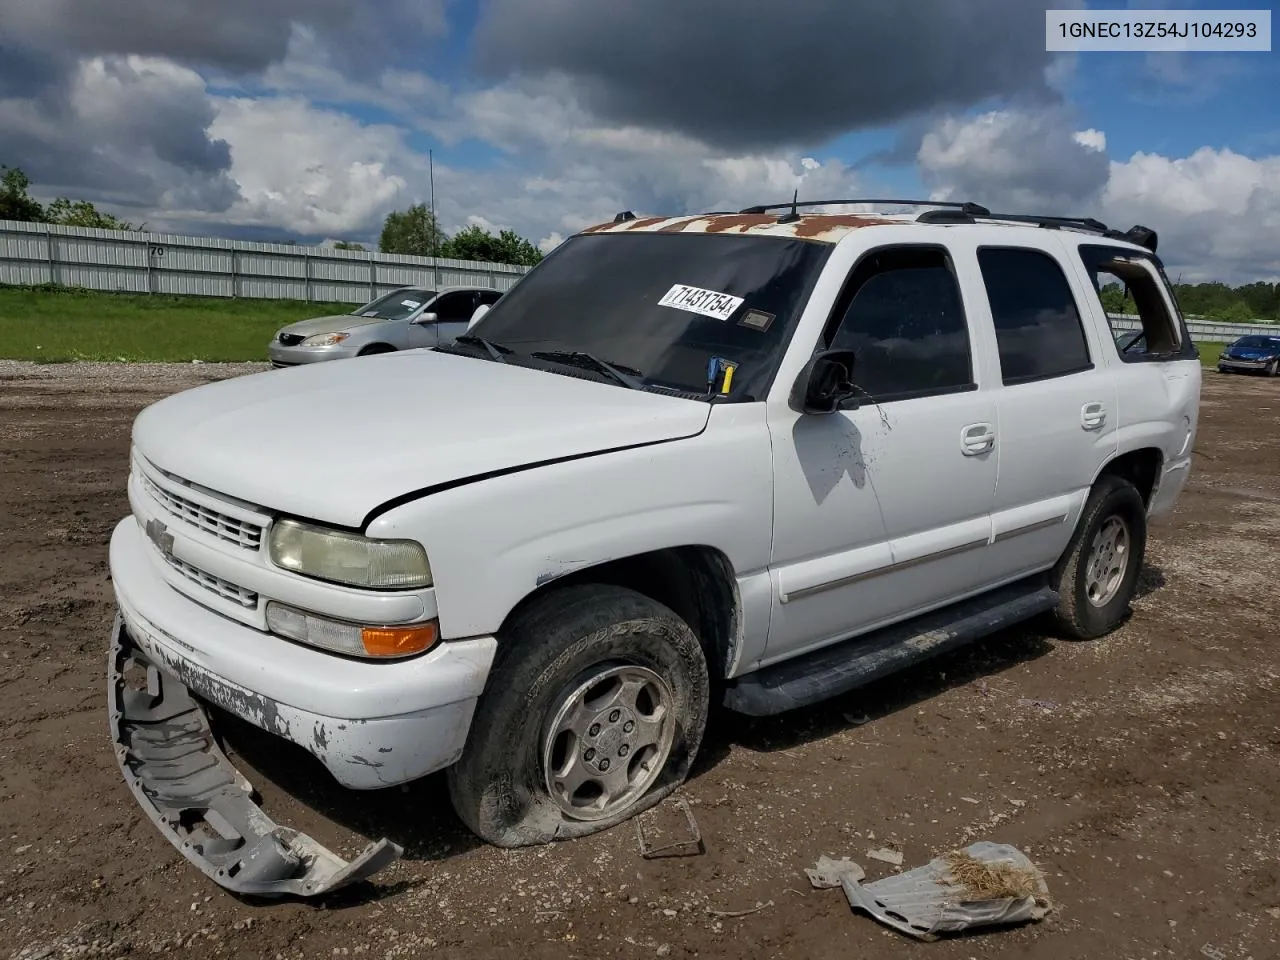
[1081,401,1107,430]
[961,422,995,456]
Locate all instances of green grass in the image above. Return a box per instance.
[0,285,355,362]
[1198,342,1227,368]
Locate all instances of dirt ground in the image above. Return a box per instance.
[2,360,1278,960]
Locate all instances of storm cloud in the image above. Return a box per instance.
[0,0,448,214]
[473,0,1069,150]
[0,0,447,75]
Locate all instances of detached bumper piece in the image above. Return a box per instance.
[107,617,402,898]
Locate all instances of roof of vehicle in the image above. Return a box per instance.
[578,201,1159,254]
[390,284,499,294]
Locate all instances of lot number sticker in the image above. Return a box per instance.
[658,284,744,321]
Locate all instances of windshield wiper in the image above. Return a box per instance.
[531,351,646,390]
[453,334,513,364]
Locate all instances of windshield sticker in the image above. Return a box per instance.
[738,309,775,332]
[658,284,744,321]
[400,299,422,309]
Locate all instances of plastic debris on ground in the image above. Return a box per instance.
[841,841,1052,941]
[866,846,905,866]
[805,855,865,889]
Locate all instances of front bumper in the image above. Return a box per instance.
[1217,358,1272,372]
[268,341,361,366]
[110,517,497,789]
[109,617,401,897]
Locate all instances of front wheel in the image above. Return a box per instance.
[1049,475,1148,640]
[447,585,710,848]
[1267,360,1278,377]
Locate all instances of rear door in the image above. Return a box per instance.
[974,241,1119,583]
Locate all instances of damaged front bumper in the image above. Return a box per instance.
[108,615,401,898]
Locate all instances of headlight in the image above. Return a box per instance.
[301,332,349,347]
[268,519,432,589]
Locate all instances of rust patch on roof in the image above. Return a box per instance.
[656,216,710,233]
[701,215,779,234]
[577,212,914,243]
[791,215,898,238]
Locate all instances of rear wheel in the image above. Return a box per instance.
[447,584,709,847]
[1049,474,1147,640]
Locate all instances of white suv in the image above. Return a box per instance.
[107,201,1202,897]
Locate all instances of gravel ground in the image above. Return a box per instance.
[0,359,269,402]
[1,362,1279,960]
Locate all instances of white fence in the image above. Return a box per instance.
[0,219,530,303]
[1107,313,1277,343]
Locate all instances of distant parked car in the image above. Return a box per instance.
[1217,334,1280,376]
[269,286,503,367]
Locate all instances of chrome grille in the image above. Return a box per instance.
[142,475,263,550]
[164,555,259,608]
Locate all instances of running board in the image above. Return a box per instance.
[723,580,1058,717]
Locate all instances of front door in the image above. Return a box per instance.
[764,244,999,665]
[429,291,481,346]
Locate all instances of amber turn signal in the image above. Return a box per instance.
[361,621,439,658]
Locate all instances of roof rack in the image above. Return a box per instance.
[922,208,1159,252]
[738,198,991,216]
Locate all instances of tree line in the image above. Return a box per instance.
[370,203,543,267]
[1101,281,1280,324]
[1,166,139,230]
[3,164,542,268]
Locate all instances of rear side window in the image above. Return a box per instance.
[977,248,1093,385]
[825,246,974,403]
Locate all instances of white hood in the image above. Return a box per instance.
[132,350,711,528]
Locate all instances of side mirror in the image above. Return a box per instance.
[789,349,860,415]
[468,304,491,330]
[411,311,438,326]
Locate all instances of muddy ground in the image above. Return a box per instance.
[1,360,1278,960]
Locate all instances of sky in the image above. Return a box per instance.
[0,0,1277,282]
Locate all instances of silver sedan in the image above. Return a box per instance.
[269,285,504,367]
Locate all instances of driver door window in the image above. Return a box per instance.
[826,247,976,402]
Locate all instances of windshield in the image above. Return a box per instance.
[350,288,435,321]
[463,232,832,400]
[1234,336,1280,350]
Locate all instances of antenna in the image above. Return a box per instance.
[777,189,801,224]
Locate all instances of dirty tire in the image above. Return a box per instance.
[447,584,710,848]
[1049,474,1148,641]
[358,343,395,356]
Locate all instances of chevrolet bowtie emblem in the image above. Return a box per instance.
[144,517,175,558]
